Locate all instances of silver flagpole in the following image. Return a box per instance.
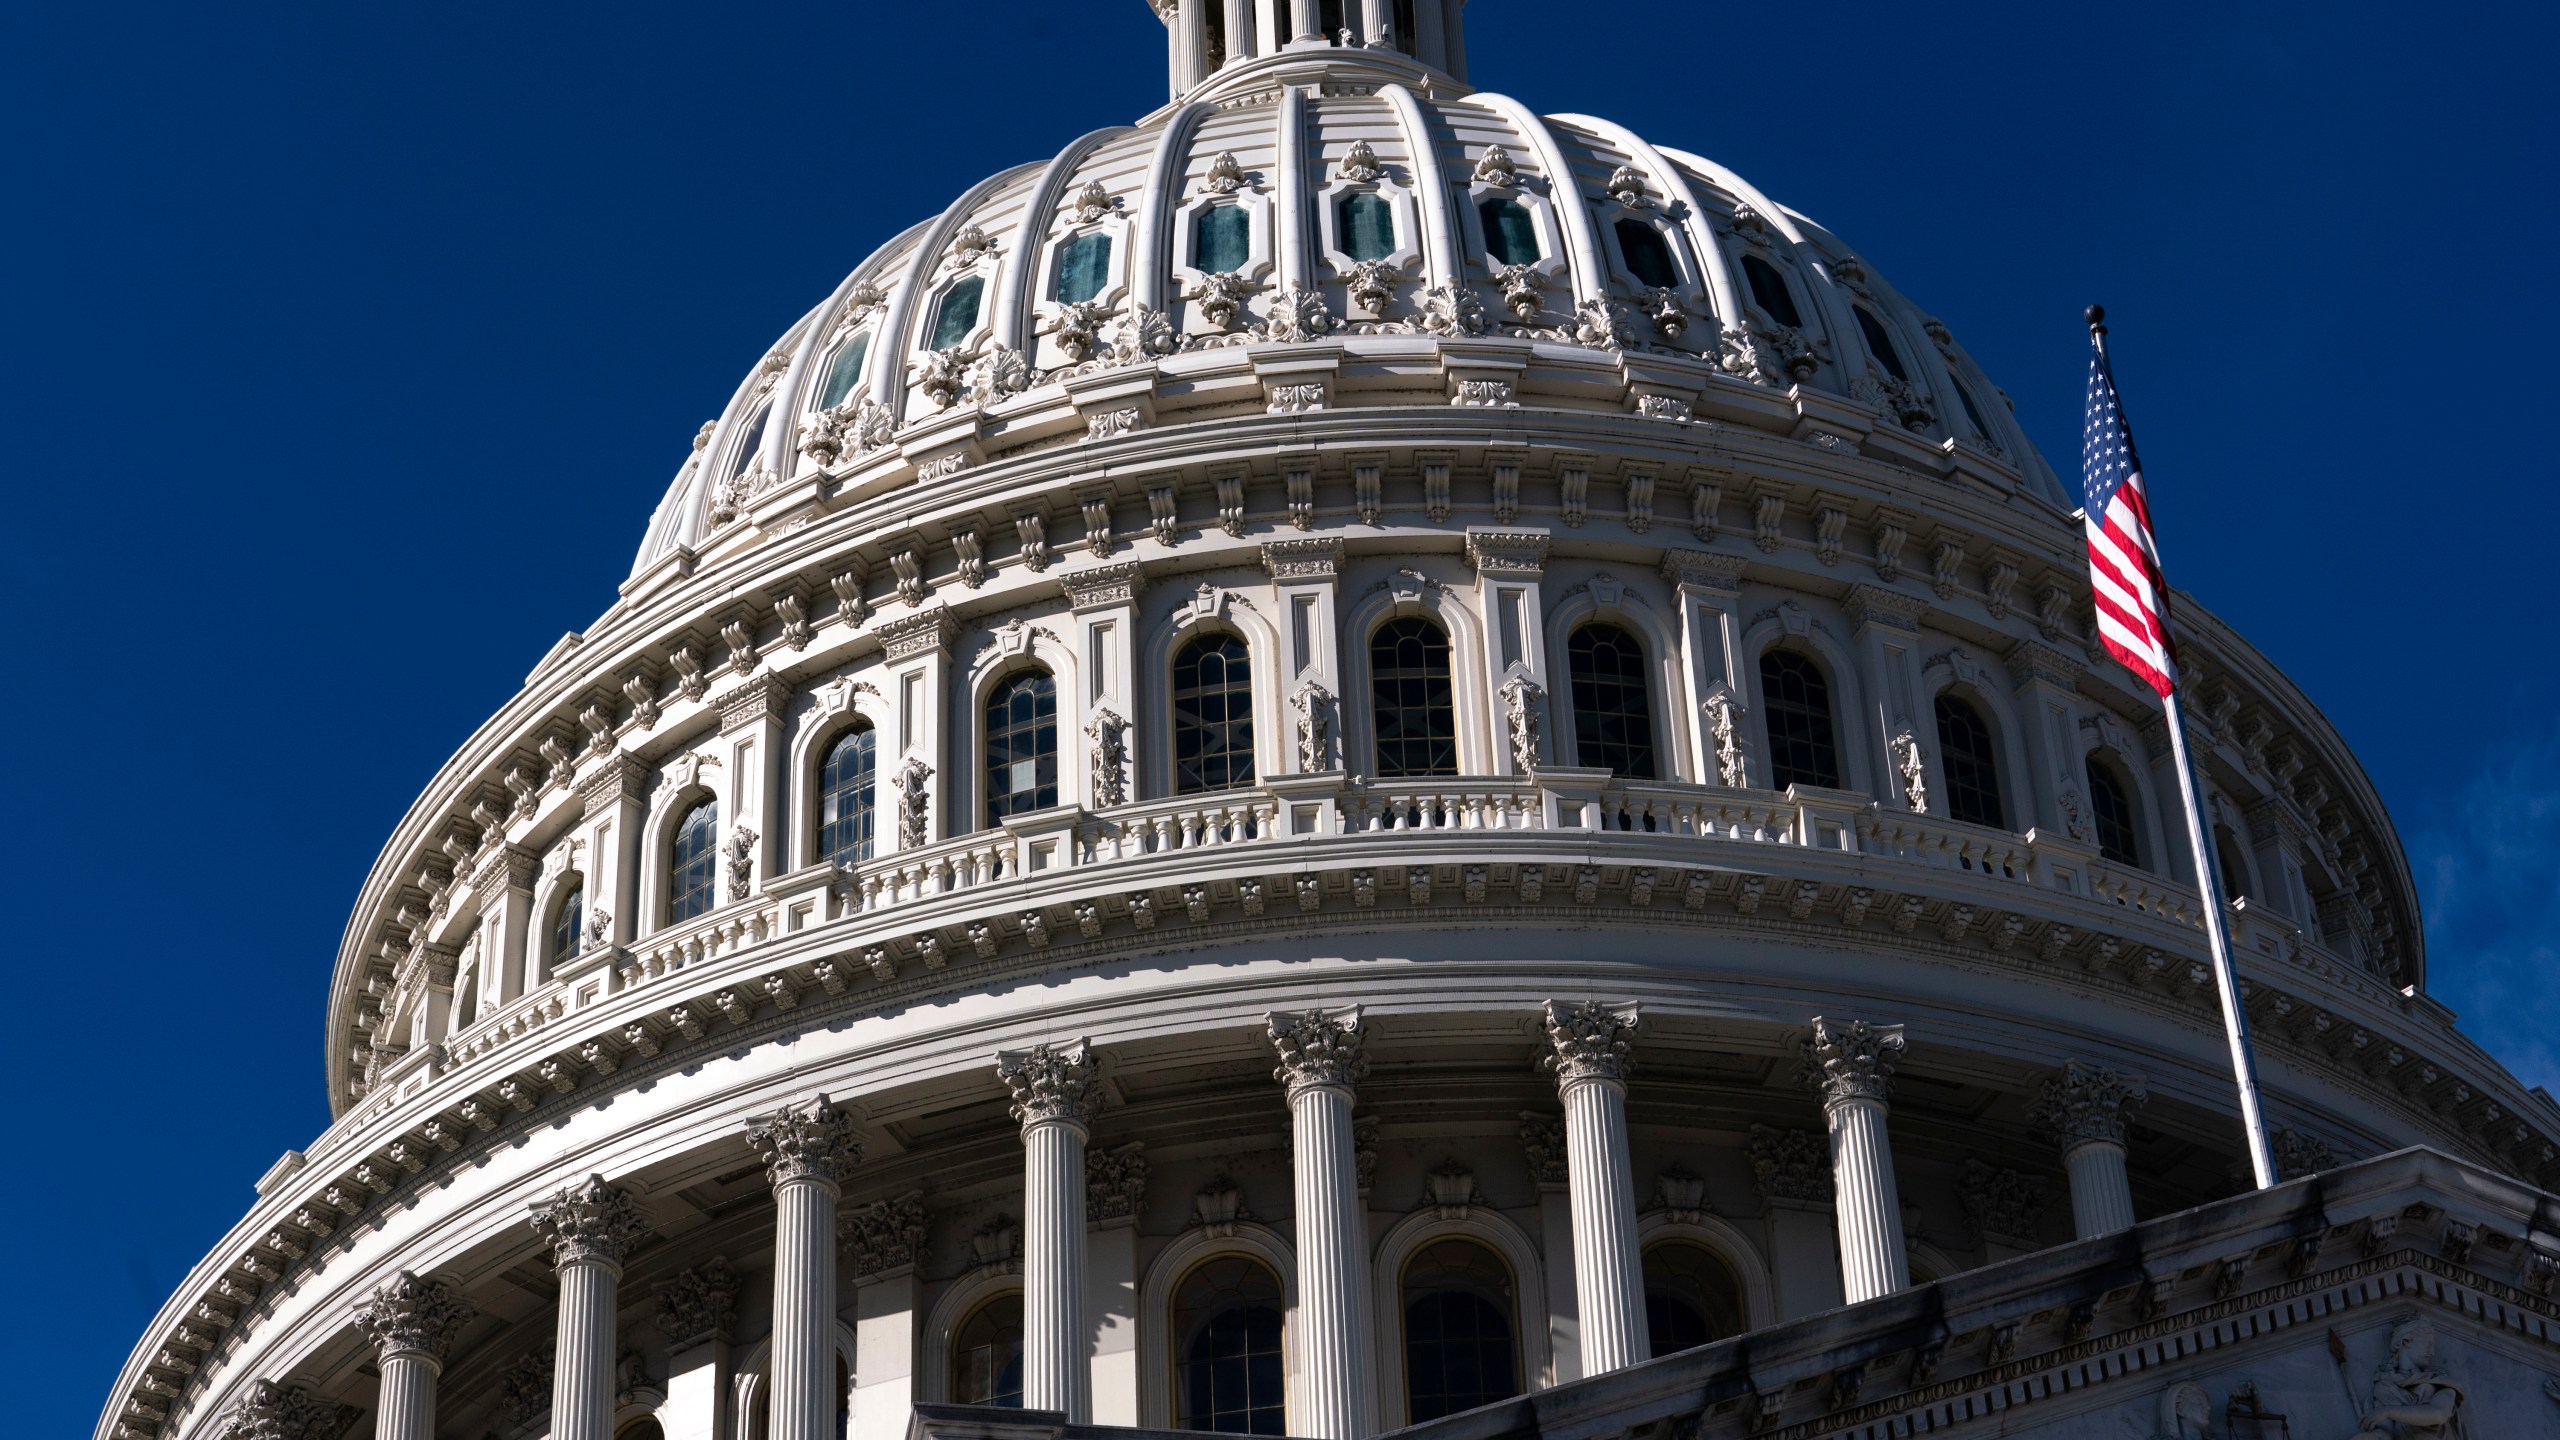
[2089,305,2279,1190]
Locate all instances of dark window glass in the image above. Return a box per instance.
[1568,624,1656,778]
[1759,650,1840,791]
[985,670,1059,824]
[1480,198,1539,266]
[1196,204,1251,273]
[1948,371,1994,441]
[1341,191,1396,262]
[2087,756,2140,867]
[1643,1243,1745,1357]
[1390,0,1417,51]
[1402,1240,1518,1423]
[551,882,583,964]
[1370,617,1458,778]
[1174,1256,1288,1434]
[819,724,877,864]
[1174,634,1256,794]
[817,332,870,409]
[669,799,719,923]
[1205,0,1226,67]
[1934,695,2005,828]
[931,275,983,350]
[1614,218,1679,288]
[1854,306,1909,381]
[952,1293,1024,1407]
[728,404,769,479]
[1740,255,1801,327]
[1054,232,1112,304]
[1318,0,1344,41]
[617,1419,666,1440]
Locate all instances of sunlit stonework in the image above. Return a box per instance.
[104,7,2553,1440]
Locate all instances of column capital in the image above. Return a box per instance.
[1801,1016,1906,1108]
[354,1271,476,1364]
[215,1380,353,1440]
[2030,1060,2149,1151]
[840,1190,931,1278]
[1540,1000,1639,1087]
[998,1038,1100,1130]
[747,1094,864,1190]
[528,1175,651,1269]
[1266,1006,1369,1095]
[651,1256,741,1349]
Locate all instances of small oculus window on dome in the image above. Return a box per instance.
[1195,203,1251,274]
[931,275,984,351]
[1740,255,1802,328]
[1614,218,1679,290]
[817,332,871,410]
[1054,232,1113,305]
[1339,191,1395,263]
[1480,198,1538,267]
[1854,306,1909,382]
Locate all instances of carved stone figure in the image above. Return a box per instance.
[1201,149,1246,194]
[2348,1316,2463,1439]
[1891,726,1928,814]
[1492,262,1544,319]
[1704,687,1748,788]
[911,347,969,409]
[1086,707,1129,808]
[1292,679,1334,772]
[1499,673,1545,771]
[1413,280,1489,336]
[1051,299,1111,362]
[2148,1381,2212,1440]
[894,756,933,849]
[725,823,756,901]
[1260,280,1334,342]
[1187,270,1255,331]
[1345,257,1400,315]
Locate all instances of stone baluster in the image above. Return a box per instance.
[529,1176,652,1440]
[1267,1007,1378,1440]
[1803,1018,1910,1304]
[1539,1000,1649,1373]
[998,1039,1100,1420]
[354,1271,475,1440]
[2031,1061,2147,1239]
[749,1096,862,1440]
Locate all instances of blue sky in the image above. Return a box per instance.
[4,1,2553,1430]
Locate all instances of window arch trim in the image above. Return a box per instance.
[729,1320,860,1439]
[636,760,731,940]
[1920,663,2035,834]
[1734,615,1872,798]
[1338,579,1494,780]
[1135,1222,1303,1430]
[1540,588,1688,783]
[919,1272,1027,1404]
[1633,1214,1778,1334]
[964,625,1086,826]
[1369,1207,1551,1420]
[1144,598,1286,798]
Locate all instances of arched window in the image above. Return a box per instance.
[617,1419,667,1440]
[1196,204,1251,273]
[1946,371,1995,442]
[985,670,1059,824]
[2086,755,2141,868]
[1614,218,1679,289]
[1933,695,2005,828]
[1739,254,1802,328]
[1173,634,1256,794]
[1567,624,1655,777]
[1388,0,1418,52]
[1054,232,1113,305]
[1853,306,1909,382]
[1172,1255,1287,1434]
[551,881,584,965]
[1340,192,1396,262]
[819,723,877,864]
[1480,198,1539,267]
[669,799,719,924]
[817,332,871,409]
[1370,617,1458,778]
[931,275,984,351]
[952,1292,1024,1407]
[2214,826,2255,900]
[1758,651,1840,791]
[1401,1239,1518,1423]
[1641,1241,1746,1358]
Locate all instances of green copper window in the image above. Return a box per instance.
[931,275,984,350]
[1480,197,1538,266]
[1614,218,1679,288]
[1054,232,1112,304]
[1195,204,1250,273]
[817,332,870,409]
[1741,254,1801,327]
[669,799,719,923]
[1340,191,1395,262]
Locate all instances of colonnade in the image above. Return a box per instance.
[343,1020,2152,1440]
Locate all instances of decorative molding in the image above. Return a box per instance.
[997,1037,1099,1129]
[652,1255,741,1349]
[527,1175,650,1268]
[1801,1017,1906,1108]
[1267,1006,1367,1093]
[1463,527,1551,576]
[354,1270,476,1361]
[746,1093,862,1189]
[1541,1000,1639,1085]
[839,1191,929,1278]
[2030,1061,2149,1151]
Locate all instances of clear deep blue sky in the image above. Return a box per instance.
[6,1,2553,1430]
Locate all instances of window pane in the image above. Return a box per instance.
[1740,255,1801,328]
[1934,695,2005,828]
[1055,232,1113,304]
[552,882,583,963]
[2087,757,2141,867]
[1341,191,1396,262]
[728,404,769,479]
[819,724,877,864]
[1174,634,1256,794]
[1854,306,1909,381]
[985,670,1060,824]
[1370,617,1458,778]
[1948,371,1994,441]
[931,275,984,350]
[1759,651,1840,790]
[669,799,719,923]
[1196,204,1251,273]
[1174,1257,1287,1434]
[1568,624,1656,778]
[818,332,871,409]
[1402,1240,1518,1423]
[1480,198,1539,266]
[1614,218,1679,288]
[1642,1242,1745,1357]
[953,1294,1024,1407]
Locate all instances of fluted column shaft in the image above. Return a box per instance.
[1542,1000,1648,1373]
[2063,1140,2136,1237]
[1269,1008,1377,1440]
[374,1351,439,1440]
[999,1040,1100,1421]
[750,1097,861,1440]
[530,1177,650,1440]
[2034,1062,2148,1240]
[1804,1018,1909,1305]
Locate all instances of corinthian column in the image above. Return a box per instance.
[749,1096,863,1440]
[1267,1007,1376,1440]
[529,1176,652,1440]
[1539,1000,1649,1373]
[2031,1061,2147,1239]
[354,1271,475,1440]
[1803,1018,1909,1304]
[998,1039,1099,1420]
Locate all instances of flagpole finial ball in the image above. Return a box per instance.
[2085,303,2106,330]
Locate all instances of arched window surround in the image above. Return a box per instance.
[788,676,892,869]
[730,1320,860,1440]
[1540,583,1691,783]
[1455,154,1569,308]
[1168,172,1275,339]
[1633,1212,1779,1336]
[533,864,588,988]
[1031,198,1136,368]
[1136,1223,1302,1430]
[1919,657,2036,835]
[1735,613,1873,798]
[963,623,1087,829]
[1311,151,1422,311]
[1340,576,1495,781]
[920,1270,1026,1404]
[1370,1207,1552,1420]
[1142,589,1286,801]
[637,751,731,940]
[2077,709,2173,878]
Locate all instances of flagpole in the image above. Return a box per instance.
[2088,304,2279,1190]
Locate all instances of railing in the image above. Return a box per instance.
[1861,811,2035,883]
[1078,791,1282,859]
[1341,779,1543,832]
[1598,783,1799,842]
[625,899,786,982]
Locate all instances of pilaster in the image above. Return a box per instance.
[1464,527,1552,777]
[1843,586,1931,813]
[1263,538,1345,775]
[1659,548,1750,788]
[1061,563,1147,809]
[874,606,954,851]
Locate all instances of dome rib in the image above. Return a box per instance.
[993,125,1135,353]
[1130,100,1213,313]
[871,163,1040,413]
[1381,83,1459,285]
[1274,84,1311,291]
[1554,112,1741,327]
[1460,91,1607,309]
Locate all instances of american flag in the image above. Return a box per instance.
[2081,336,2177,696]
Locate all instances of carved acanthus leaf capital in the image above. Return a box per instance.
[1801,1016,1906,1107]
[746,1094,863,1190]
[527,1175,651,1269]
[1267,1006,1368,1094]
[215,1380,353,1440]
[2030,1061,2148,1151]
[997,1038,1099,1129]
[652,1256,741,1349]
[1541,1000,1639,1087]
[839,1190,931,1277]
[354,1270,476,1362]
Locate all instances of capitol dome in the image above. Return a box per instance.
[105,8,2560,1440]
